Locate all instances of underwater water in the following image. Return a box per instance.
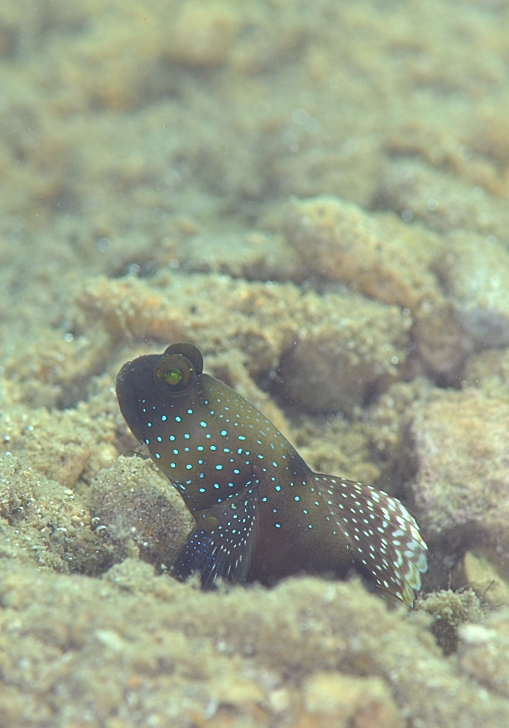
[1,0,509,725]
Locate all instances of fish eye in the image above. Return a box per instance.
[155,353,194,393]
[164,367,183,386]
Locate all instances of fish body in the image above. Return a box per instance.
[117,342,427,605]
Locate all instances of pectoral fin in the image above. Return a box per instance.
[173,487,259,588]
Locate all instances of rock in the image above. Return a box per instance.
[409,389,509,579]
[458,611,509,700]
[302,671,403,728]
[284,195,441,309]
[166,2,241,68]
[412,301,473,386]
[434,231,509,349]
[273,293,410,415]
[175,229,304,282]
[0,452,111,574]
[88,455,194,571]
[284,195,473,385]
[373,159,509,244]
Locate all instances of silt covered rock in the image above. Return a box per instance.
[88,455,194,571]
[409,389,509,579]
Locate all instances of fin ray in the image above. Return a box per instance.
[315,475,428,606]
[173,487,259,588]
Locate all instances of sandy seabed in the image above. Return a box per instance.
[2,0,509,725]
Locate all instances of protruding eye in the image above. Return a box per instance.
[155,353,194,393]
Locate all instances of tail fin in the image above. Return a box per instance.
[315,475,427,606]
